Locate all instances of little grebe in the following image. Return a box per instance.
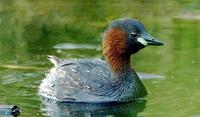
[39,18,163,103]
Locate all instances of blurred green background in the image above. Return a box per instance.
[0,0,200,117]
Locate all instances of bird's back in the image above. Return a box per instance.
[39,58,117,102]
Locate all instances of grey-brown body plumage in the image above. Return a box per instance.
[39,57,146,102]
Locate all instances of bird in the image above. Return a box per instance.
[39,18,164,103]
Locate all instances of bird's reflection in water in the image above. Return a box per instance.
[40,98,146,117]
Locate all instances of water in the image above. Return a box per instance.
[0,0,200,117]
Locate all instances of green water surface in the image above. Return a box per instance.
[0,0,200,117]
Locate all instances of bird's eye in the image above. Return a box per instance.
[131,32,138,37]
